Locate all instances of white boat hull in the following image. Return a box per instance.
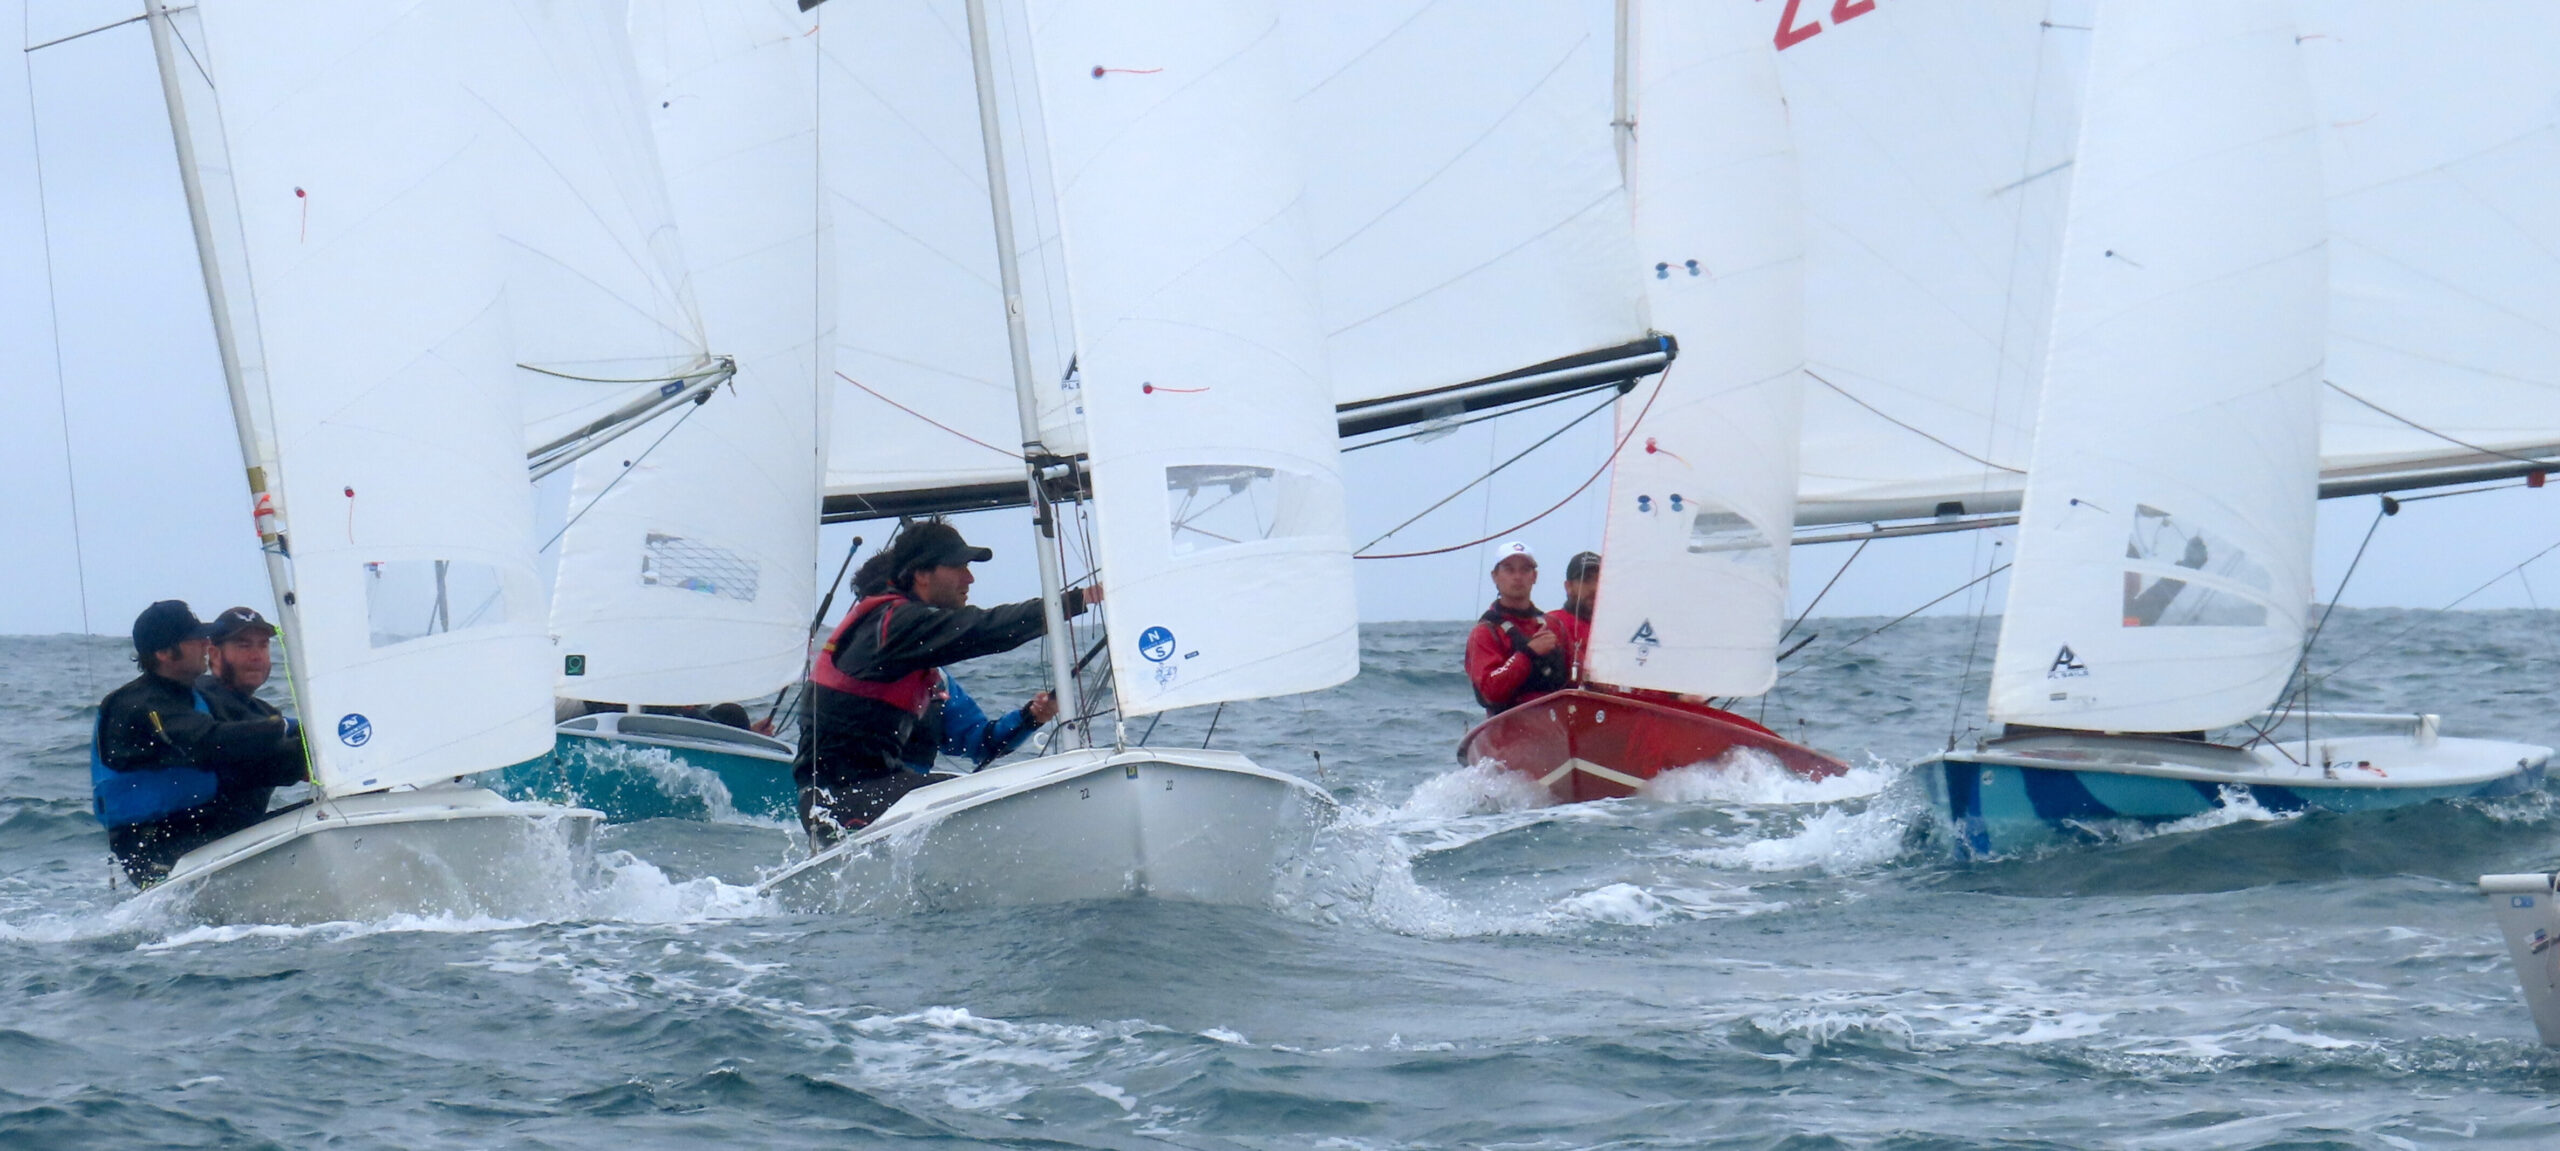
[2481,872,2560,1046]
[146,787,600,926]
[1925,728,2549,857]
[759,748,1334,912]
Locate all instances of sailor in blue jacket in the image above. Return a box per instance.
[900,677,1056,773]
[92,601,306,886]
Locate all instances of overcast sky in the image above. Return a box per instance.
[12,7,2560,645]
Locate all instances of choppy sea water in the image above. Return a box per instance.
[8,609,2560,1149]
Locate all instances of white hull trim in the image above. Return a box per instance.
[146,787,601,926]
[759,747,1334,912]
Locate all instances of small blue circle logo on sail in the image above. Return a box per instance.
[337,713,372,747]
[1138,626,1177,663]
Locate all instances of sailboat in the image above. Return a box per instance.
[127,0,677,922]
[760,0,1350,910]
[501,0,826,824]
[1432,0,1849,801]
[1919,0,2549,859]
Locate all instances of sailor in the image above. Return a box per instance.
[1464,540,1572,716]
[1552,550,1601,678]
[91,601,307,886]
[844,547,1061,774]
[795,522,1098,847]
[196,606,308,819]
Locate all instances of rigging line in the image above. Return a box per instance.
[2325,380,2560,469]
[2245,501,2389,755]
[23,26,92,644]
[1806,369,2025,475]
[2312,530,2560,689]
[1199,701,1225,750]
[1360,361,1674,561]
[1947,539,2005,748]
[1780,537,1868,643]
[1778,563,2012,683]
[517,361,725,385]
[538,395,707,553]
[1355,391,1624,555]
[24,13,146,52]
[836,370,1021,459]
[1343,383,1621,453]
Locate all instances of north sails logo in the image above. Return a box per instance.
[1629,619,1661,666]
[2047,645,2089,679]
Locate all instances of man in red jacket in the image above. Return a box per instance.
[1464,541,1572,716]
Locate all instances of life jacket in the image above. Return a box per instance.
[1472,606,1571,712]
[90,690,221,829]
[809,593,942,716]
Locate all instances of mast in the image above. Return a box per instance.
[962,0,1083,744]
[143,0,316,735]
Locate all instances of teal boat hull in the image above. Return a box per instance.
[495,713,798,823]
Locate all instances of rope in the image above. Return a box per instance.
[836,370,1021,459]
[1945,540,2007,747]
[1356,360,1674,560]
[2326,380,2560,470]
[1780,537,1867,643]
[1808,370,2023,475]
[1353,392,1618,554]
[2309,528,2560,690]
[24,26,94,651]
[539,396,707,553]
[1778,563,2012,683]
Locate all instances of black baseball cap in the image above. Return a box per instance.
[131,600,214,655]
[208,606,278,641]
[1566,551,1602,581]
[891,521,993,579]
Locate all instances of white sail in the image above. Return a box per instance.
[2293,2,2560,482]
[1581,0,1803,696]
[1777,0,2091,525]
[483,0,714,449]
[547,0,827,705]
[1027,0,1357,714]
[167,1,558,793]
[1286,0,1648,406]
[1986,0,2326,733]
[816,0,1081,509]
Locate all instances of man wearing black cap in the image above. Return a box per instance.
[91,601,307,885]
[795,521,1100,847]
[1554,551,1601,679]
[196,607,307,816]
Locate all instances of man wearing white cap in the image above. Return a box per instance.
[1464,540,1572,716]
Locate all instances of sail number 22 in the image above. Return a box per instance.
[1766,0,1876,51]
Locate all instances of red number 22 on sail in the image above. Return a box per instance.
[1767,0,1877,51]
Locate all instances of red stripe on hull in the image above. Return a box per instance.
[1457,688,1847,804]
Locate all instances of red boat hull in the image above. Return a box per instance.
[1457,688,1848,804]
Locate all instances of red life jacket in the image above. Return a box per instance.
[809,593,941,716]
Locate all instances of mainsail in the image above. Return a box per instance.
[1027,0,1358,713]
[1776,0,2090,527]
[547,0,828,705]
[151,0,559,793]
[1581,0,1804,696]
[2294,1,2560,489]
[1986,0,2326,734]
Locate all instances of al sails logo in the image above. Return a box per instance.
[1629,620,1662,666]
[2047,645,2089,679]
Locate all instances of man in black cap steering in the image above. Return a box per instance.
[196,606,307,816]
[794,522,1099,847]
[91,600,308,886]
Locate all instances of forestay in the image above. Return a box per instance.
[1027,0,1357,714]
[1775,0,2090,525]
[1582,0,1803,696]
[2293,1,2560,482]
[1285,0,1647,406]
[546,0,827,705]
[1987,0,2326,734]
[162,0,557,794]
[816,0,1082,509]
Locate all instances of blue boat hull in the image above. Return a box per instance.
[1927,733,2547,859]
[496,732,798,823]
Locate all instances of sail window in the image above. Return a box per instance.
[363,561,509,648]
[2121,504,2271,627]
[640,532,760,602]
[1685,506,1778,573]
[1164,464,1337,557]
